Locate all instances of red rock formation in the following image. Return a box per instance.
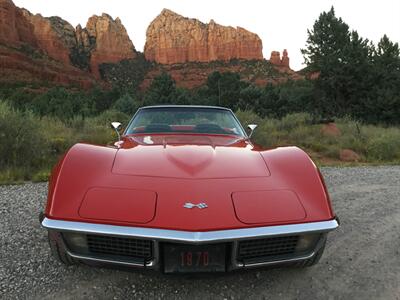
[83,14,136,78]
[281,49,289,67]
[321,123,341,137]
[340,149,361,162]
[269,51,281,65]
[144,9,263,64]
[0,0,136,85]
[0,0,98,88]
[269,49,290,68]
[21,11,74,65]
[0,45,98,88]
[75,24,90,50]
[0,0,36,46]
[1,0,302,89]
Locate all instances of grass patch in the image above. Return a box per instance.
[236,110,400,164]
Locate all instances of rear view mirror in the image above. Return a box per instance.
[111,122,122,131]
[247,124,258,138]
[111,122,122,141]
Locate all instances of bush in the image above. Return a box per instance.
[0,102,127,183]
[365,131,400,161]
[113,94,140,115]
[0,101,47,169]
[32,170,51,182]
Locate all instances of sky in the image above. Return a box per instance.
[13,0,400,71]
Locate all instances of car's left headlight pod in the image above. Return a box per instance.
[63,232,89,254]
[295,233,322,253]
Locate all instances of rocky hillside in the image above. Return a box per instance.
[82,14,136,78]
[144,9,263,64]
[0,0,135,87]
[0,0,301,90]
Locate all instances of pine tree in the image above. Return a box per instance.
[301,7,374,119]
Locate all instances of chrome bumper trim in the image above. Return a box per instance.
[238,251,315,268]
[66,249,156,268]
[42,217,338,243]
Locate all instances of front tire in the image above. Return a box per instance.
[48,231,78,265]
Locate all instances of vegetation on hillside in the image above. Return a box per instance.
[1,100,399,184]
[100,53,153,91]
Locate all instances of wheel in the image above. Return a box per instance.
[294,237,326,267]
[47,231,78,265]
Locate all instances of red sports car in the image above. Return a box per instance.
[41,105,339,273]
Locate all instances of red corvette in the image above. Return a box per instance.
[41,105,339,273]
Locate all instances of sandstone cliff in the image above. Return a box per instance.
[21,11,75,65]
[0,0,97,87]
[0,0,299,89]
[144,9,263,64]
[80,13,136,78]
[0,0,136,85]
[0,0,36,46]
[269,49,290,68]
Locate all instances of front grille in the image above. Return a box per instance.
[87,235,153,261]
[237,236,299,262]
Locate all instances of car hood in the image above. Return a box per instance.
[48,141,334,231]
[112,135,270,179]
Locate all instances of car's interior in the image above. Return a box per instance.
[126,107,245,136]
[131,123,235,134]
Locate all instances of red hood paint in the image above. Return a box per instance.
[45,134,335,231]
[79,187,157,224]
[232,190,306,224]
[113,135,270,179]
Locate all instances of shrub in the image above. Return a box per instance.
[365,131,400,161]
[113,94,140,115]
[0,101,47,169]
[32,170,50,182]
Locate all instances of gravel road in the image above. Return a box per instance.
[1,166,399,300]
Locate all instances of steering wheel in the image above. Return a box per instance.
[145,123,172,133]
[195,123,227,134]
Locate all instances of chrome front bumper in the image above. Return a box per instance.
[41,217,339,270]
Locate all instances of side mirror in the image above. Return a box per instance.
[111,122,122,141]
[247,124,258,138]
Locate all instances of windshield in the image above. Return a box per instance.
[126,107,246,137]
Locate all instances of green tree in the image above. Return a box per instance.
[33,87,75,119]
[367,35,400,123]
[144,72,177,106]
[301,7,373,119]
[113,93,140,115]
[302,7,350,72]
[238,85,263,112]
[204,71,247,110]
[7,88,35,111]
[89,86,121,113]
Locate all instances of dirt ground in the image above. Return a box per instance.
[1,166,399,299]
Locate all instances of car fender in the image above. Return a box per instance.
[259,146,335,220]
[45,143,118,218]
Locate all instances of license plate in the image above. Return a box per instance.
[164,244,226,273]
